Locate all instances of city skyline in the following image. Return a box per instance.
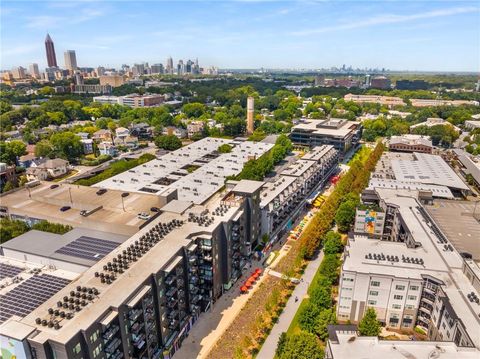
[1,0,479,72]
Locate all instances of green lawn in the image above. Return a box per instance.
[286,298,308,336]
[347,145,372,166]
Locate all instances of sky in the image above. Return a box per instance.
[1,0,479,72]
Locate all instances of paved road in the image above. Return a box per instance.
[256,250,325,359]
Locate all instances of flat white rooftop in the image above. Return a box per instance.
[94,137,273,204]
[328,330,480,358]
[384,152,469,191]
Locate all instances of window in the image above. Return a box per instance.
[93,345,101,358]
[410,285,419,291]
[368,300,377,305]
[395,285,405,291]
[392,304,401,309]
[405,305,414,310]
[369,291,379,296]
[394,295,403,300]
[407,295,417,301]
[89,330,99,343]
[73,343,81,355]
[371,281,380,287]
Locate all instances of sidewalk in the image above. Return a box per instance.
[256,250,325,359]
[174,251,288,359]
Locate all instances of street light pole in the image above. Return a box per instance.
[68,187,73,204]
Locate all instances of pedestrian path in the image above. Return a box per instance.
[256,250,325,359]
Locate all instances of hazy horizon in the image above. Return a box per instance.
[1,0,479,72]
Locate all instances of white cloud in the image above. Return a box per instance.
[291,6,479,35]
[25,7,105,29]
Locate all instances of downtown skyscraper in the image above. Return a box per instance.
[64,50,78,72]
[45,33,57,68]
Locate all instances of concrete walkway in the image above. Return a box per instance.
[174,251,289,359]
[256,250,325,359]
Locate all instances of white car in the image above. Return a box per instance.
[137,212,151,220]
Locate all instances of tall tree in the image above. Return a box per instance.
[358,307,381,336]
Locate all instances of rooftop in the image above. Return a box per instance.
[93,137,273,204]
[389,134,432,147]
[0,183,162,236]
[1,228,128,269]
[372,152,469,191]
[291,118,361,138]
[1,180,260,345]
[344,189,480,348]
[327,328,479,359]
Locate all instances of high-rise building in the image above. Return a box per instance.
[247,96,255,135]
[73,72,84,85]
[11,66,26,79]
[177,60,185,75]
[64,50,78,72]
[166,57,174,74]
[29,63,40,79]
[132,63,145,76]
[151,63,164,74]
[45,33,57,68]
[96,66,105,77]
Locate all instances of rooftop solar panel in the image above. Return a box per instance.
[0,274,70,324]
[0,263,23,281]
[54,236,119,262]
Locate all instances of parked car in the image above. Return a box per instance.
[96,189,107,196]
[60,206,71,212]
[121,192,129,198]
[150,207,160,212]
[80,210,88,216]
[137,212,150,220]
[50,184,59,189]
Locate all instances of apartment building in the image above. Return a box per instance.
[338,188,480,349]
[260,145,339,240]
[325,326,479,359]
[290,118,362,158]
[343,93,406,107]
[0,179,264,359]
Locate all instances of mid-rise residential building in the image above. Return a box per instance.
[260,145,338,241]
[369,76,391,89]
[338,188,480,350]
[0,178,264,359]
[99,75,125,88]
[388,134,433,154]
[290,118,362,158]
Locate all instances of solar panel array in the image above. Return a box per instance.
[0,274,70,324]
[0,263,23,281]
[55,236,119,261]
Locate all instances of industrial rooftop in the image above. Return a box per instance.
[93,137,273,204]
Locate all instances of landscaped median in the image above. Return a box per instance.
[208,142,385,359]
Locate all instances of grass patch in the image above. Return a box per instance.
[52,170,78,182]
[74,153,155,186]
[286,298,308,336]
